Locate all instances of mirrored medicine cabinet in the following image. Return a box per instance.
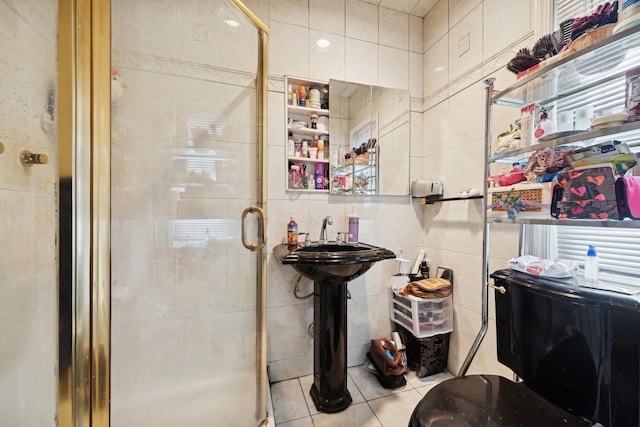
[284,76,410,197]
[329,79,410,196]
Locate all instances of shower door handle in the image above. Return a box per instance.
[241,206,266,251]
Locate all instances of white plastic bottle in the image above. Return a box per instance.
[347,207,359,243]
[584,245,599,282]
[534,108,556,142]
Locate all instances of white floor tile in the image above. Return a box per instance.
[348,365,410,401]
[367,388,424,427]
[297,375,317,415]
[271,379,310,424]
[414,383,437,397]
[347,373,367,404]
[271,366,438,426]
[298,373,366,416]
[406,370,454,389]
[276,416,314,427]
[311,402,382,427]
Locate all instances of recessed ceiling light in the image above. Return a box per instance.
[316,38,331,48]
[433,66,445,72]
[225,19,240,28]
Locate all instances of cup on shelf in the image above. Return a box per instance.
[574,105,594,130]
[556,111,574,132]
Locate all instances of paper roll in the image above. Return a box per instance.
[397,258,411,275]
[411,180,443,197]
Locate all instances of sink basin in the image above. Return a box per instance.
[274,242,396,282]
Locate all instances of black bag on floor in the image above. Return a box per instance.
[367,338,406,389]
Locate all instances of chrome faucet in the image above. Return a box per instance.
[297,232,311,246]
[319,216,333,243]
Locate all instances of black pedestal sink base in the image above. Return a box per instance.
[310,383,352,413]
[311,278,352,413]
[273,242,396,414]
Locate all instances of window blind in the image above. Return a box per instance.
[554,226,640,276]
[352,121,376,151]
[556,0,599,24]
[539,1,640,280]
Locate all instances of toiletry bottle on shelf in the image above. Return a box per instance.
[347,207,359,243]
[534,108,555,142]
[290,165,300,189]
[298,86,307,107]
[288,133,295,157]
[317,138,325,159]
[584,245,599,282]
[287,212,298,250]
[315,163,325,190]
[419,260,430,278]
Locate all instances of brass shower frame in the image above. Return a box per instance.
[57,0,269,425]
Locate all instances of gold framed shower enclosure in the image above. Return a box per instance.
[57,0,269,425]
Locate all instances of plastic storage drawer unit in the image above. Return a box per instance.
[389,288,453,338]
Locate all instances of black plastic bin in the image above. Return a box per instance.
[397,324,450,378]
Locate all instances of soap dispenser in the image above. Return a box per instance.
[534,108,555,142]
[347,207,359,243]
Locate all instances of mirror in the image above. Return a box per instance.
[329,79,410,196]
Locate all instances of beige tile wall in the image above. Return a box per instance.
[264,0,426,382]
[265,0,530,382]
[421,0,538,377]
[0,0,58,425]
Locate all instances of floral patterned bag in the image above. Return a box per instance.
[551,166,619,219]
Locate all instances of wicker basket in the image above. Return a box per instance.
[491,188,543,212]
[487,183,554,217]
[569,23,616,53]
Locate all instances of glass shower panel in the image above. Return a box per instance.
[0,1,59,425]
[110,0,260,425]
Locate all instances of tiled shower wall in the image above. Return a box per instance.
[0,0,58,425]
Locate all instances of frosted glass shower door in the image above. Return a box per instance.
[110,1,264,425]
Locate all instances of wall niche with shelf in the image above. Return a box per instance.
[285,76,330,193]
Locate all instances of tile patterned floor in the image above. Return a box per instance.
[270,366,454,427]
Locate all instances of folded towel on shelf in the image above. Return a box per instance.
[399,278,452,299]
